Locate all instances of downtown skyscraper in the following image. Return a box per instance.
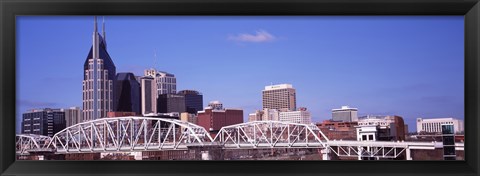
[145,68,177,95]
[82,17,116,122]
[114,72,141,115]
[262,84,296,111]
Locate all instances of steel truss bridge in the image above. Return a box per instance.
[16,116,464,160]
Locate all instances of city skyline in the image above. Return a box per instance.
[17,16,464,132]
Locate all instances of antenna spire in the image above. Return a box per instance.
[102,16,106,48]
[93,16,99,59]
[94,16,98,33]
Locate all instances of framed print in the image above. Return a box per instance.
[1,0,479,176]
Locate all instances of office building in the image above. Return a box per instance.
[144,68,177,95]
[279,108,311,124]
[332,106,358,122]
[180,112,198,124]
[140,76,157,115]
[248,110,263,122]
[356,115,406,141]
[82,16,116,121]
[157,93,186,113]
[416,117,464,134]
[262,84,296,111]
[62,107,82,127]
[197,102,243,136]
[178,90,203,114]
[21,108,66,137]
[114,72,141,115]
[248,108,279,122]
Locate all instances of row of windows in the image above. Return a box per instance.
[358,122,389,126]
[421,122,450,132]
[262,95,295,98]
[83,89,113,100]
[360,134,375,141]
[263,100,294,103]
[263,99,293,102]
[263,101,295,104]
[88,61,105,70]
[263,89,295,92]
[83,101,113,111]
[82,110,108,120]
[83,79,113,91]
[156,77,176,83]
[85,69,109,80]
[158,84,176,90]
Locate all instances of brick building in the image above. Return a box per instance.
[197,101,243,137]
[316,120,357,140]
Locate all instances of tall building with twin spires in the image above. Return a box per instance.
[82,16,116,122]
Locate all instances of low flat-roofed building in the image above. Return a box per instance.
[416,117,464,134]
[279,108,311,124]
[332,106,358,122]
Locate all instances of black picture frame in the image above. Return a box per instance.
[1,0,479,176]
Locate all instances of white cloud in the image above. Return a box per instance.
[228,30,276,43]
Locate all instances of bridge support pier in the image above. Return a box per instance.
[188,145,224,160]
[321,148,330,160]
[406,148,412,160]
[358,147,362,160]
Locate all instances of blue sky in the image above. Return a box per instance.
[17,16,464,133]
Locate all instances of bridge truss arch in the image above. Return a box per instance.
[46,116,213,153]
[213,121,330,149]
[16,134,52,155]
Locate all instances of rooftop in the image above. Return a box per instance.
[264,84,293,91]
[417,117,461,121]
[332,106,358,111]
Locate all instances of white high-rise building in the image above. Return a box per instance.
[262,84,296,111]
[145,68,177,95]
[279,109,311,124]
[82,16,116,121]
[416,118,464,134]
